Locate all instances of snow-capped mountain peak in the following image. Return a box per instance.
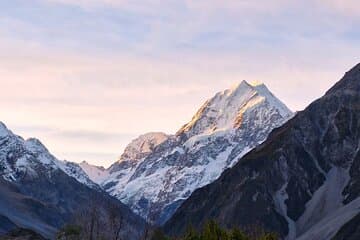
[164,63,360,240]
[119,132,169,163]
[177,81,292,139]
[84,132,172,196]
[25,138,49,154]
[252,83,292,118]
[0,122,98,189]
[0,121,11,137]
[97,82,293,224]
[0,123,145,239]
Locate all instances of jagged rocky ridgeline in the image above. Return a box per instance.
[164,63,360,240]
[0,123,145,239]
[82,80,293,224]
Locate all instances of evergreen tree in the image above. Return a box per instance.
[151,228,169,240]
[229,228,249,240]
[201,220,229,240]
[58,218,278,240]
[183,225,200,240]
[258,233,278,240]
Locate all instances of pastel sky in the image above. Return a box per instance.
[1,0,359,167]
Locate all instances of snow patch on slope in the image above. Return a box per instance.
[183,129,229,150]
[80,161,109,183]
[104,160,143,196]
[199,146,234,185]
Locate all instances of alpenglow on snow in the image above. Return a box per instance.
[81,81,293,224]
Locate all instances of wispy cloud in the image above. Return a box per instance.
[41,0,360,19]
[1,0,359,166]
[7,123,139,167]
[55,129,136,141]
[316,0,360,17]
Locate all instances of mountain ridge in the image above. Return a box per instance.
[0,122,145,239]
[83,81,293,225]
[164,63,360,240]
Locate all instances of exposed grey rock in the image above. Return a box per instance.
[164,63,360,240]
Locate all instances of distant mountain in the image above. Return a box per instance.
[0,123,96,189]
[86,81,292,224]
[0,122,145,239]
[164,64,360,240]
[79,161,109,183]
[107,132,170,178]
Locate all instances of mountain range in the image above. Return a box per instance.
[164,63,360,240]
[0,123,144,239]
[2,64,360,240]
[80,80,293,225]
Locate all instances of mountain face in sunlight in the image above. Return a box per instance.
[83,81,292,224]
[165,63,360,240]
[176,81,291,138]
[3,64,360,240]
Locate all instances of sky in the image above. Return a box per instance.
[0,0,359,167]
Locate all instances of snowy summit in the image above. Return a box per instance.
[82,81,293,224]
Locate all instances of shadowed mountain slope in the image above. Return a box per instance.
[164,64,360,240]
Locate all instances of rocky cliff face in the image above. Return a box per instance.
[164,63,360,240]
[94,81,292,224]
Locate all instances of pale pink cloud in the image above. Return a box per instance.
[1,1,359,166]
[316,0,360,16]
[43,0,360,19]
